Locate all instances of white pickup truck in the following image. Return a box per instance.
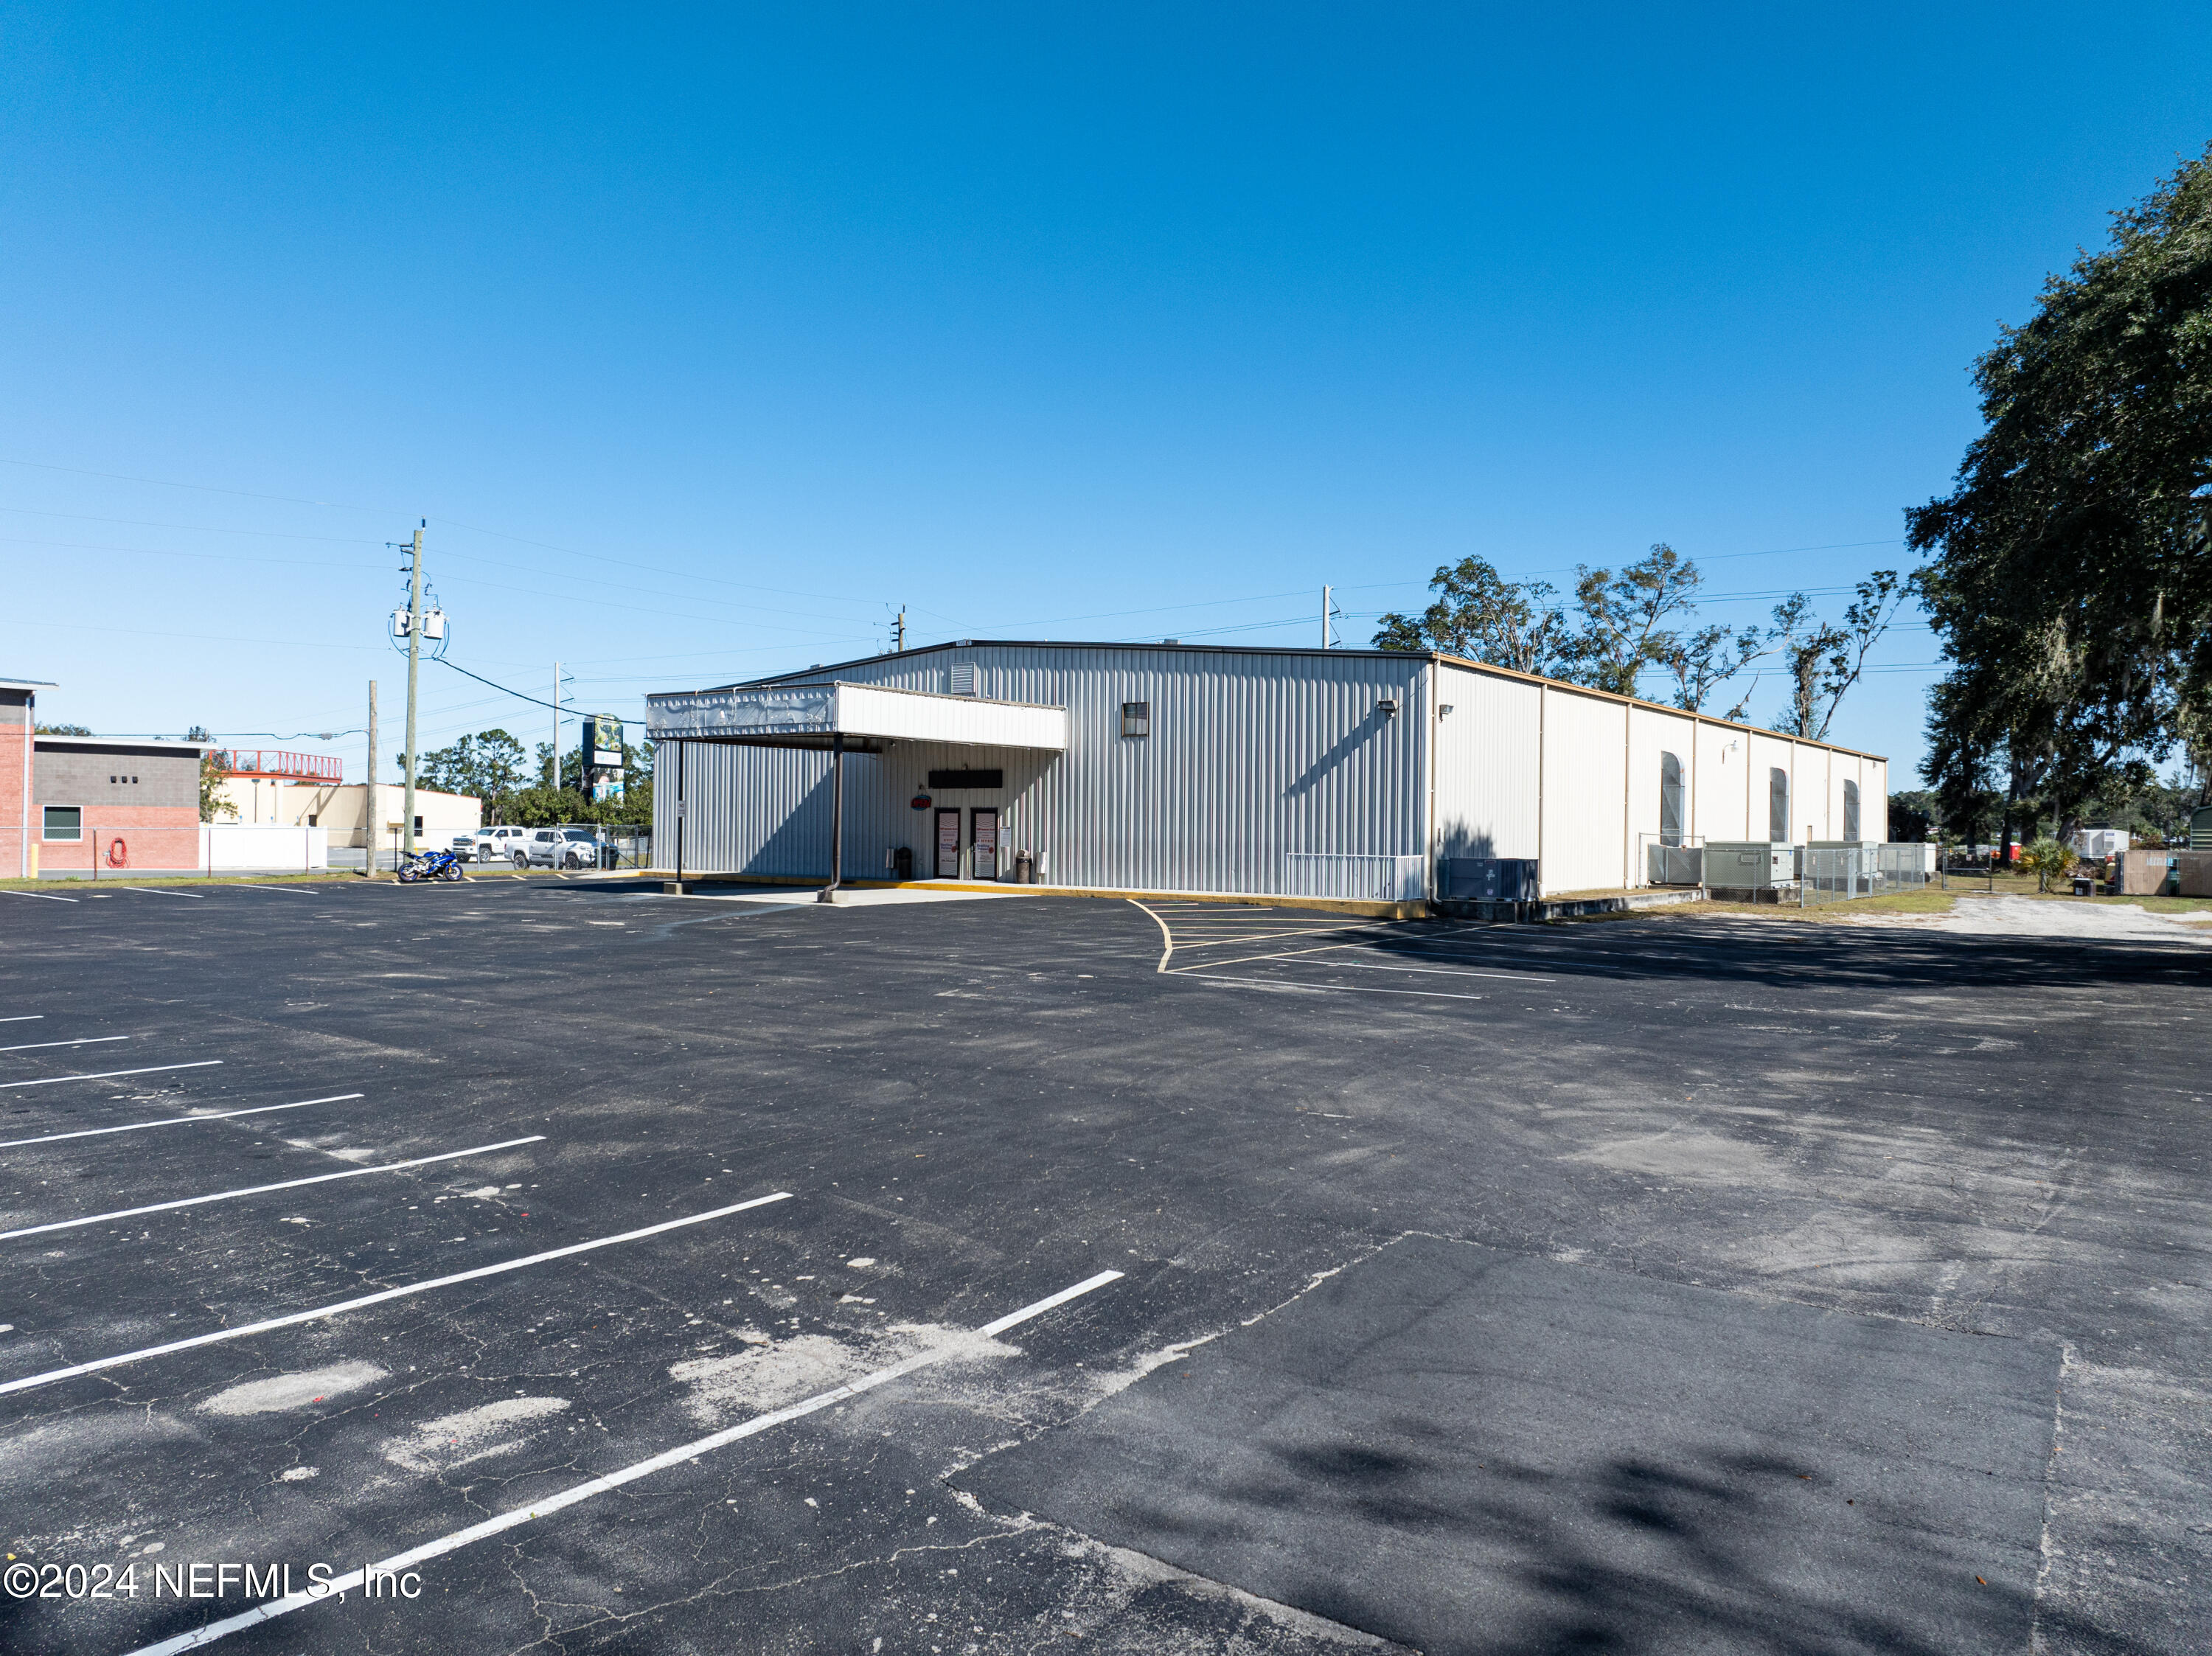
[510,827,602,870]
[455,826,530,863]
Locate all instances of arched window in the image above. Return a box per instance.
[1659,751,1684,846]
[1769,768,1790,843]
[1843,779,1861,842]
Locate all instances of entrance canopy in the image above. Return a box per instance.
[646,681,1068,754]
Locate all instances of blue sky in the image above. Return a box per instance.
[4,4,2207,783]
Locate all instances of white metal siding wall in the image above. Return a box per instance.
[844,740,1057,877]
[1821,747,1846,840]
[1797,741,1829,841]
[1431,664,1540,862]
[655,740,855,877]
[1627,705,1700,882]
[1538,687,1629,894]
[1744,731,1797,841]
[1693,722,1746,841]
[660,646,1428,895]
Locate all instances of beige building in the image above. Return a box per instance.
[214,779,481,848]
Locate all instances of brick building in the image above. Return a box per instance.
[2,676,211,877]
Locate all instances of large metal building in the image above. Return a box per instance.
[644,640,1888,901]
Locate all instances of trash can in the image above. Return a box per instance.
[2070,875,2094,897]
[893,846,914,881]
[1015,850,1034,885]
[599,843,619,870]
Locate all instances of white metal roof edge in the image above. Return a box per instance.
[709,639,1419,694]
[0,677,58,690]
[644,679,1065,714]
[834,680,1067,712]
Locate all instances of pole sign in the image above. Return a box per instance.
[585,714,625,800]
[588,714,625,769]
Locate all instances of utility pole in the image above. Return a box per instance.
[402,523,424,857]
[893,608,907,653]
[364,681,378,876]
[1321,586,1332,649]
[551,661,561,789]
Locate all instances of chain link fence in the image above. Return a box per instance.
[1798,844,1938,905]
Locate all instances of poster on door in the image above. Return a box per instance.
[936,810,961,878]
[972,810,999,880]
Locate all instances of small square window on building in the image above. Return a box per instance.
[43,806,82,842]
[1121,701,1150,738]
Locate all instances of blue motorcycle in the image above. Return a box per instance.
[398,848,467,883]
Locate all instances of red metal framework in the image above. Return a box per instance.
[215,748,344,782]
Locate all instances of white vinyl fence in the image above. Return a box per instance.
[203,824,327,872]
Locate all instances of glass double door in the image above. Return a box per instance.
[933,807,998,879]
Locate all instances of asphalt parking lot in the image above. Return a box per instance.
[0,877,2205,1655]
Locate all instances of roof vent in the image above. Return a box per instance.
[950,662,979,697]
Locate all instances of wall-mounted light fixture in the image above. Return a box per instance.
[1377,698,1399,717]
[1437,704,1455,717]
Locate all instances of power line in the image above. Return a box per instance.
[0,455,370,510]
[0,506,380,544]
[431,515,888,609]
[431,657,580,715]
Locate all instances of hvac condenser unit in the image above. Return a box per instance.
[1439,857,1540,902]
[1646,843,1703,886]
[1704,841,1795,887]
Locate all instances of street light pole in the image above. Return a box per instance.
[402,523,424,859]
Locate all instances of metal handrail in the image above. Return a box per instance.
[215,748,344,782]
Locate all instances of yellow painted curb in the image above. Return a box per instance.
[640,871,1420,921]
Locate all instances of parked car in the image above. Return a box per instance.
[512,827,602,870]
[464,825,529,863]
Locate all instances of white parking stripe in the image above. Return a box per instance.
[1286,957,1547,982]
[1175,974,1484,1002]
[0,1191,794,1399]
[1169,940,1556,979]
[0,1060,222,1089]
[114,1266,1121,1656]
[978,1268,1126,1336]
[0,888,77,902]
[121,886,207,899]
[0,1034,131,1053]
[1171,925,1383,947]
[0,1015,43,1023]
[0,1134,546,1240]
[0,1093,363,1149]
